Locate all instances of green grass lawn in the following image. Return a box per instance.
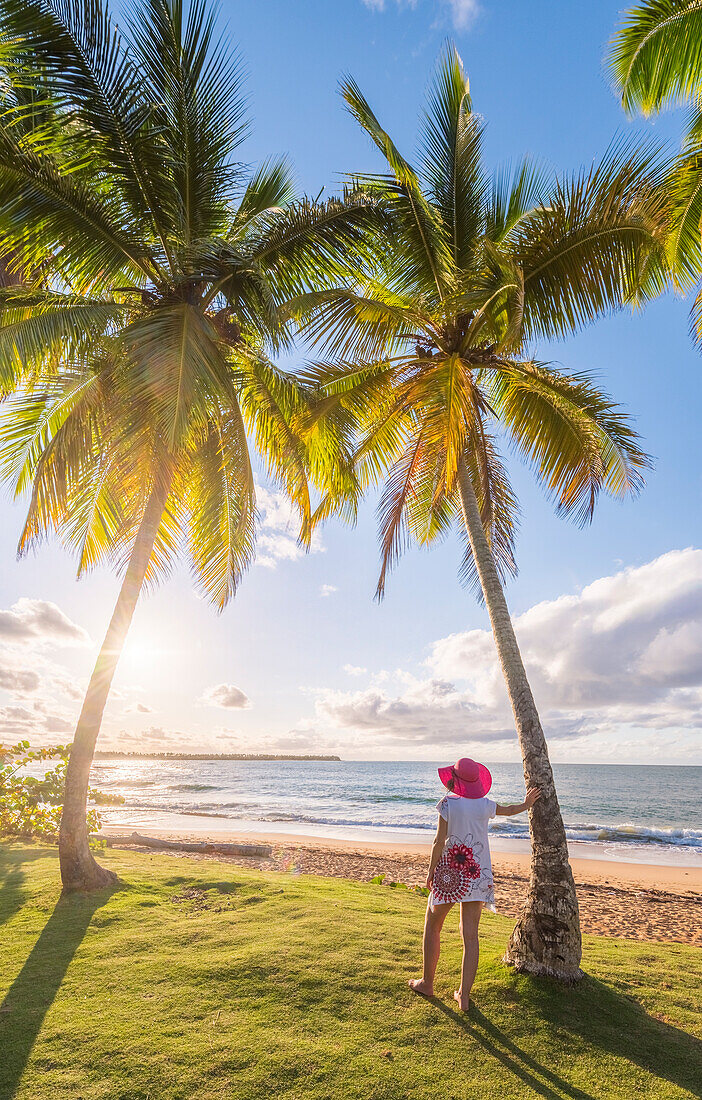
[1,842,700,1100]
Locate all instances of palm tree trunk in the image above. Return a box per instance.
[456,462,582,982]
[58,476,171,892]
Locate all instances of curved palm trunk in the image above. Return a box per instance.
[58,477,171,892]
[456,463,582,982]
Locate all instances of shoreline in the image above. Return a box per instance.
[99,809,702,866]
[99,826,701,946]
[100,824,702,891]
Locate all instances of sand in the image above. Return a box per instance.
[101,827,702,948]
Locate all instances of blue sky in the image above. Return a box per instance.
[1,0,701,763]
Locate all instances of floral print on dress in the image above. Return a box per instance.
[430,832,496,910]
[432,841,482,903]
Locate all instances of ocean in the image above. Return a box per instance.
[92,758,702,867]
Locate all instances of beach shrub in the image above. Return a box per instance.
[369,873,429,896]
[0,741,123,838]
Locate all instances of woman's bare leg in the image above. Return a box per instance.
[454,901,483,1011]
[409,902,453,996]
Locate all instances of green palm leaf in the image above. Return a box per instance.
[485,360,651,524]
[419,43,486,267]
[126,0,248,244]
[184,410,256,608]
[608,0,702,114]
[341,77,455,300]
[0,0,174,255]
[0,289,130,392]
[514,140,670,339]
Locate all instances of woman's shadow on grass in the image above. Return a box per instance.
[430,997,595,1100]
[430,973,702,1100]
[0,870,118,1100]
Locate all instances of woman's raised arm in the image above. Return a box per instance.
[495,787,541,817]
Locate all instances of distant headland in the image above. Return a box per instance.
[94,751,341,761]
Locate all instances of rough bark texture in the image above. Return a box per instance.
[457,463,583,982]
[59,479,170,892]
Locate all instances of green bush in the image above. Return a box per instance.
[0,741,124,838]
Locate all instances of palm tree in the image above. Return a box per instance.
[0,0,374,891]
[609,0,702,335]
[296,46,669,981]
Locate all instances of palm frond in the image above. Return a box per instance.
[0,0,174,253]
[0,367,101,490]
[233,157,297,229]
[608,0,702,115]
[185,408,256,608]
[237,351,312,540]
[457,423,519,595]
[419,42,485,267]
[0,119,154,287]
[126,0,248,242]
[0,289,129,392]
[341,76,454,299]
[666,142,702,288]
[484,359,651,524]
[247,189,384,297]
[486,157,551,245]
[415,353,478,494]
[375,430,427,599]
[514,138,670,340]
[116,304,232,452]
[286,288,425,362]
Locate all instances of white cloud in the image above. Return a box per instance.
[360,0,479,30]
[315,676,514,746]
[343,664,367,676]
[201,683,251,710]
[124,701,153,714]
[320,584,338,598]
[115,726,183,746]
[430,548,702,718]
[0,598,94,745]
[0,667,40,693]
[255,484,324,569]
[0,598,90,647]
[310,550,702,756]
[361,0,417,11]
[43,715,74,734]
[444,0,479,30]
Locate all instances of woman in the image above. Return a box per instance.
[409,757,541,1011]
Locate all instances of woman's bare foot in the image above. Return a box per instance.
[408,978,433,997]
[453,989,470,1012]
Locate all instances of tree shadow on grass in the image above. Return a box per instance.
[163,875,242,894]
[532,974,702,1098]
[430,973,702,1100]
[0,844,55,930]
[0,882,118,1100]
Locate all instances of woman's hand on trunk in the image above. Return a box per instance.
[524,787,541,810]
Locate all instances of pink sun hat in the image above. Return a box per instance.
[438,757,492,799]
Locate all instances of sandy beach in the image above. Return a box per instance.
[101,827,702,948]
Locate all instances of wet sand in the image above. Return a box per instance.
[101,827,702,948]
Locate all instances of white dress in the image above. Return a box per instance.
[429,793,496,912]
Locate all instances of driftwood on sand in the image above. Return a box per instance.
[97,831,272,858]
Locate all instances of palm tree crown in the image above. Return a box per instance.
[0,0,375,604]
[298,45,668,594]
